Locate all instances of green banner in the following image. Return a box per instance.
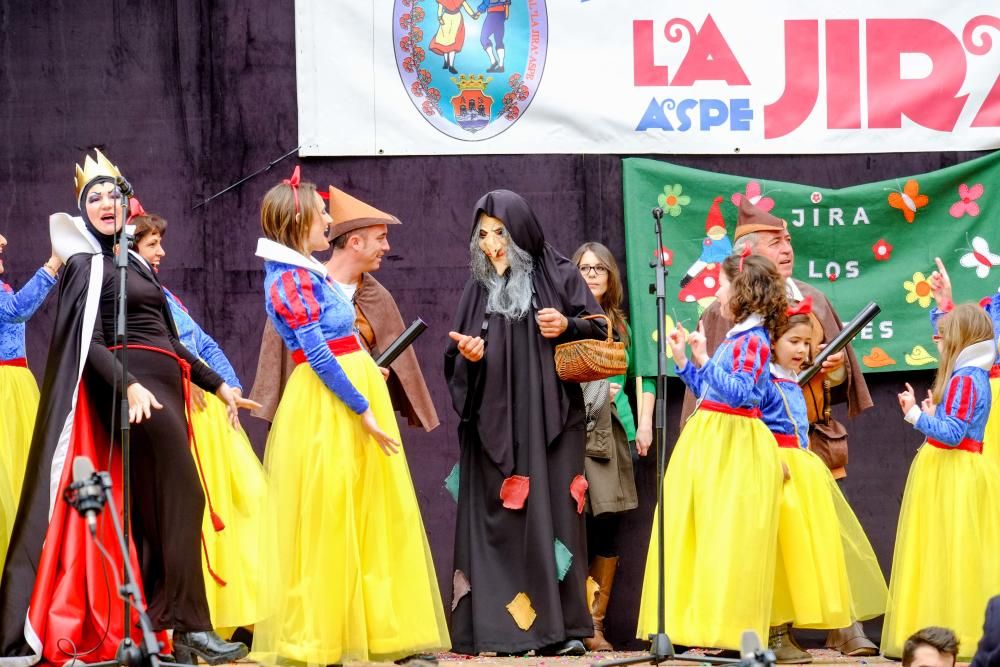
[623,152,1000,378]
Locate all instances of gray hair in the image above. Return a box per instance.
[469,223,534,320]
[732,232,759,255]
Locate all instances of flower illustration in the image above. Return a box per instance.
[949,183,984,218]
[657,185,691,217]
[872,239,893,261]
[903,271,934,308]
[810,191,823,204]
[731,181,775,212]
[655,246,674,266]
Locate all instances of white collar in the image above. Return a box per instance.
[954,339,997,372]
[786,278,803,302]
[50,212,101,260]
[769,363,798,381]
[255,238,328,277]
[726,312,764,337]
[128,248,151,271]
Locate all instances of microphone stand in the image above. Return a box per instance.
[594,208,773,667]
[114,183,134,645]
[89,470,165,667]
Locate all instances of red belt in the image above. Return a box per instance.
[991,364,1000,379]
[0,357,27,367]
[927,436,983,454]
[698,399,762,419]
[772,432,801,448]
[291,335,362,365]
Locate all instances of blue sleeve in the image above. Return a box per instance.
[675,360,704,396]
[188,321,242,391]
[269,270,369,415]
[0,268,57,324]
[982,294,1000,336]
[699,333,770,406]
[477,0,487,11]
[914,374,978,445]
[929,306,947,336]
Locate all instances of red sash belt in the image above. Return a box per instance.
[772,432,801,449]
[699,399,762,419]
[990,364,1000,379]
[107,344,227,586]
[291,335,363,365]
[927,436,983,454]
[0,357,27,367]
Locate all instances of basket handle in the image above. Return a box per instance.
[579,314,614,343]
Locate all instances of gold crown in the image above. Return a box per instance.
[74,148,123,201]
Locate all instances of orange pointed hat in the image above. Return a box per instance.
[734,197,787,240]
[327,186,400,239]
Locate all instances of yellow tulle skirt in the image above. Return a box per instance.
[771,447,887,629]
[881,444,1000,659]
[191,393,267,630]
[0,366,39,570]
[637,409,783,650]
[984,377,1000,467]
[251,353,449,666]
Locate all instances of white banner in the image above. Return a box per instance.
[295,1,1000,156]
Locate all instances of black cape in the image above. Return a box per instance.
[444,190,606,654]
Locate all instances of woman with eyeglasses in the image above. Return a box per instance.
[570,242,653,652]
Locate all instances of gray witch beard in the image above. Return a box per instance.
[469,233,535,320]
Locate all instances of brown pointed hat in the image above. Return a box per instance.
[734,197,787,240]
[327,186,401,239]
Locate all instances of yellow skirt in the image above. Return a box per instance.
[771,447,887,629]
[251,353,449,666]
[0,366,39,570]
[881,444,1000,659]
[192,393,268,630]
[984,377,1000,467]
[637,409,783,650]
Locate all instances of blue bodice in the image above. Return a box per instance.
[263,259,369,415]
[677,322,772,410]
[164,288,241,391]
[913,365,993,445]
[0,268,57,361]
[761,372,810,448]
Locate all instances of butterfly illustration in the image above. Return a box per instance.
[731,181,776,212]
[959,236,1000,279]
[887,179,929,223]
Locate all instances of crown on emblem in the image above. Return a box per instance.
[452,74,492,91]
[74,148,123,201]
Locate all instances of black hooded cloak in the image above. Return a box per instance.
[444,190,606,654]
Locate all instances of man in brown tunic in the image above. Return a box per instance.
[249,186,439,432]
[679,198,875,658]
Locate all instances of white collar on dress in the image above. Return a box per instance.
[726,312,764,338]
[769,363,798,381]
[49,212,101,260]
[255,238,328,277]
[786,278,803,302]
[954,339,997,371]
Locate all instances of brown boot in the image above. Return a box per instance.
[583,556,618,652]
[768,624,812,664]
[825,621,878,657]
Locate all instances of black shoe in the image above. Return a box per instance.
[538,639,586,656]
[173,630,249,665]
[448,66,458,74]
[495,65,504,72]
[396,654,438,666]
[486,64,499,72]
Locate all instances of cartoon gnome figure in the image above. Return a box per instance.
[679,196,731,308]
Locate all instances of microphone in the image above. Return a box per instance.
[115,175,134,199]
[70,456,106,536]
[651,207,664,220]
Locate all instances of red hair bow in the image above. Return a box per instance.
[127,196,146,223]
[283,165,302,214]
[787,295,813,317]
[737,244,752,272]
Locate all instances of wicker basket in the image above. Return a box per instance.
[554,314,627,383]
